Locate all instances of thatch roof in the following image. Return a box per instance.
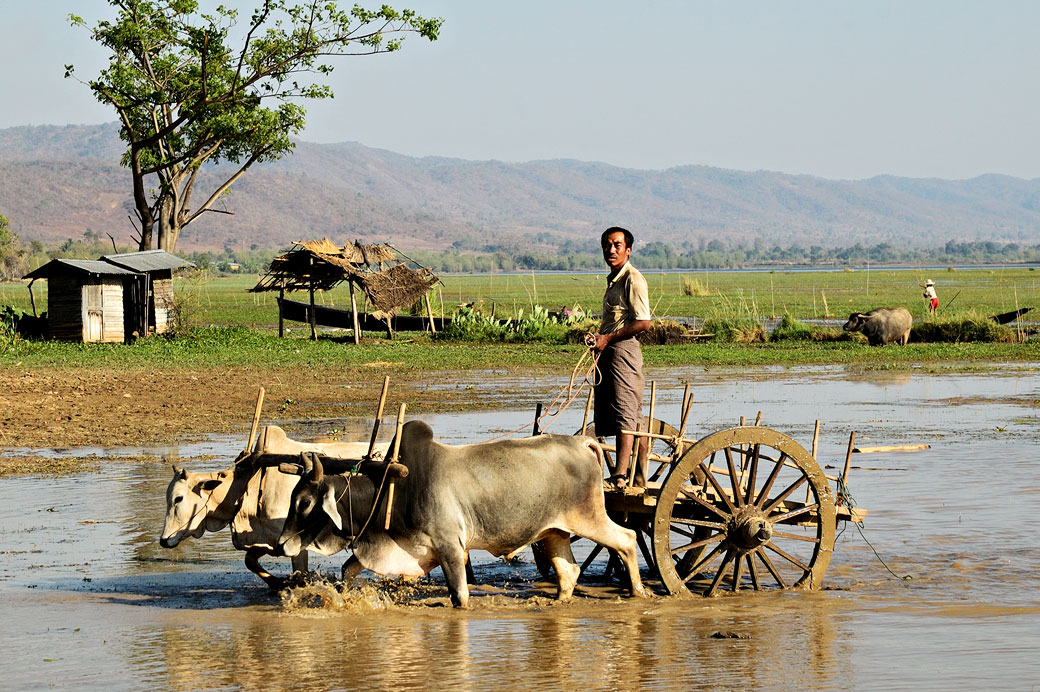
[250,240,439,317]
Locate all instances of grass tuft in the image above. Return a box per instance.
[911,315,1017,343]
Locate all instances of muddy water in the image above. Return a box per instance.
[1,365,1038,691]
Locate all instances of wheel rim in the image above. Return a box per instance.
[653,427,835,596]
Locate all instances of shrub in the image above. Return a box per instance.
[436,304,570,344]
[769,314,849,342]
[769,314,814,341]
[638,320,694,345]
[701,316,767,343]
[911,317,1016,343]
[681,276,710,297]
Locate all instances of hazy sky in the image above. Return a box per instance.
[1,1,1038,180]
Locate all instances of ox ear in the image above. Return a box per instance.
[323,486,343,531]
[195,478,222,495]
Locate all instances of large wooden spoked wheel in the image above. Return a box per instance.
[652,427,835,597]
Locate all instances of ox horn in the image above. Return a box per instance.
[312,454,324,484]
[301,452,313,476]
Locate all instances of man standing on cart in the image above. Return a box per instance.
[592,226,651,490]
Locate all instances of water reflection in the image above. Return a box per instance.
[134,595,854,692]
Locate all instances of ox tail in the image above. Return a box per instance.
[583,438,607,476]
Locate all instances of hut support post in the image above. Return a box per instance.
[278,287,284,338]
[308,264,317,341]
[424,293,437,334]
[27,279,37,318]
[350,282,361,345]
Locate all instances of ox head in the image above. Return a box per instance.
[159,465,230,548]
[278,454,346,558]
[842,313,868,332]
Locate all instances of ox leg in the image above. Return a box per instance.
[569,522,647,599]
[245,548,287,591]
[437,545,471,608]
[541,530,580,601]
[290,551,308,577]
[341,555,364,584]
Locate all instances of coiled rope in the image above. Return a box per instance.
[480,333,602,443]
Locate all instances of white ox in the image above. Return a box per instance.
[278,420,648,607]
[160,425,385,589]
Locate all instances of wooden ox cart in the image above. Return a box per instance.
[244,379,866,598]
[563,383,867,597]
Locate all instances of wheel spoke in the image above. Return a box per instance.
[668,516,727,531]
[698,462,739,514]
[753,452,787,509]
[732,552,745,592]
[770,503,819,524]
[724,446,744,507]
[635,527,654,567]
[754,547,787,588]
[679,483,733,520]
[745,553,761,590]
[762,476,808,514]
[771,530,821,544]
[681,542,727,584]
[764,541,812,572]
[669,532,724,557]
[580,544,605,573]
[706,550,734,596]
[744,444,760,506]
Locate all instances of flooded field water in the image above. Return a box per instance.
[1,364,1038,691]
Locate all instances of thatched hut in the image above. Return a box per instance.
[251,240,439,342]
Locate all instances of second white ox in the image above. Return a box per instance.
[160,425,385,589]
[278,420,648,607]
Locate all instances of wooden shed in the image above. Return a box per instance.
[22,250,192,343]
[101,250,190,335]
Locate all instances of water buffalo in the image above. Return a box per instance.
[278,420,647,608]
[842,307,913,346]
[160,425,385,589]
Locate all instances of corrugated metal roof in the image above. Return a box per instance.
[102,250,193,272]
[23,258,138,280]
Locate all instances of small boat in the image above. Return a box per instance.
[990,307,1032,324]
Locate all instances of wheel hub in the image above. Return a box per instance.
[728,508,773,551]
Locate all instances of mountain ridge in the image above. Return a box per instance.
[1,123,1038,253]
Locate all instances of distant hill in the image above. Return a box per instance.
[1,123,1039,253]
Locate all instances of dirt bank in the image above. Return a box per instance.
[0,365,520,452]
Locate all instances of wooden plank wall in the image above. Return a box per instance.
[45,276,125,342]
[99,279,124,343]
[47,276,85,341]
[153,273,175,334]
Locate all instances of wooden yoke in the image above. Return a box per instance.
[246,386,266,454]
[384,403,407,530]
[368,376,390,460]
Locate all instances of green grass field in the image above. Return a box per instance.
[435,266,1039,323]
[3,266,1037,326]
[2,267,1037,370]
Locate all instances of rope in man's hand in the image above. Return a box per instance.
[481,334,602,443]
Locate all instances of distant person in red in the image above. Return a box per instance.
[923,279,938,314]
